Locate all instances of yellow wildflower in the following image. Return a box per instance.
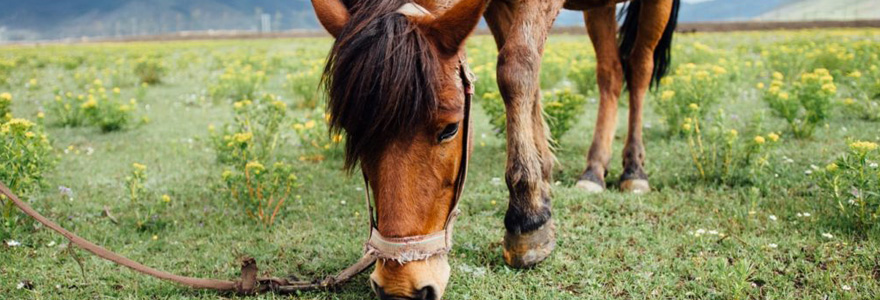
[778,92,789,100]
[849,141,878,153]
[113,87,121,94]
[132,163,147,171]
[304,120,316,129]
[694,70,710,80]
[821,83,837,94]
[246,161,265,174]
[0,92,10,101]
[37,112,44,119]
[688,103,699,111]
[272,100,287,110]
[3,118,35,133]
[772,72,784,81]
[232,132,253,144]
[660,90,675,100]
[332,134,344,143]
[842,98,856,105]
[767,133,780,142]
[756,83,765,89]
[754,136,765,145]
[712,66,727,75]
[221,170,233,180]
[93,79,103,86]
[81,99,97,109]
[847,71,862,78]
[293,123,304,130]
[681,122,692,132]
[825,163,838,172]
[161,194,171,203]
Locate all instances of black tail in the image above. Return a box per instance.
[618,0,681,90]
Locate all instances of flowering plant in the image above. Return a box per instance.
[762,69,836,139]
[814,140,880,232]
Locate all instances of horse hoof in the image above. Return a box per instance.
[620,179,650,194]
[502,220,556,268]
[575,180,604,193]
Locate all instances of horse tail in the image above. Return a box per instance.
[618,0,681,90]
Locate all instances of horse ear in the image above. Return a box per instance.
[311,0,350,38]
[413,0,488,55]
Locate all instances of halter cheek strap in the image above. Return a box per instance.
[363,57,474,264]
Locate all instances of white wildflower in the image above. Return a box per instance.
[768,243,778,248]
[822,233,834,239]
[769,215,777,221]
[6,240,21,247]
[842,284,851,291]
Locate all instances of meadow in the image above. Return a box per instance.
[1,28,880,299]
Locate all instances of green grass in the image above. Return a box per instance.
[2,30,880,299]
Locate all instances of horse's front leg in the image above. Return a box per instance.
[485,0,564,268]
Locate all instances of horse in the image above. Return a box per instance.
[311,0,680,298]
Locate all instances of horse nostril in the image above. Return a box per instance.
[414,285,437,300]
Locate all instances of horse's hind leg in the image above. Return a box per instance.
[576,6,624,193]
[619,0,674,193]
[485,0,564,268]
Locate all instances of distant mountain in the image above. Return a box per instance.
[0,0,871,42]
[0,0,319,41]
[679,0,796,22]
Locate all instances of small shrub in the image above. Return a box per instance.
[211,94,289,164]
[124,163,169,232]
[655,63,728,137]
[48,91,88,127]
[762,69,836,139]
[209,63,266,102]
[211,94,298,226]
[133,56,166,85]
[471,62,498,99]
[568,60,597,96]
[1,117,55,236]
[292,109,342,161]
[540,54,569,90]
[479,88,586,145]
[0,92,11,121]
[840,69,880,121]
[544,88,587,145]
[683,109,779,185]
[284,66,323,109]
[814,140,879,232]
[479,91,506,138]
[81,83,136,132]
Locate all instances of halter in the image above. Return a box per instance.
[362,55,474,264]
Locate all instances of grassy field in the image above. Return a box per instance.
[2,29,880,299]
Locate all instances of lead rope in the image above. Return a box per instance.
[0,181,377,294]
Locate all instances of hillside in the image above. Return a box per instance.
[0,0,318,41]
[0,0,875,41]
[757,0,880,21]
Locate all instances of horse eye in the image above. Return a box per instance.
[438,123,459,142]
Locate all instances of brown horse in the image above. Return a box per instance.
[311,0,680,299]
